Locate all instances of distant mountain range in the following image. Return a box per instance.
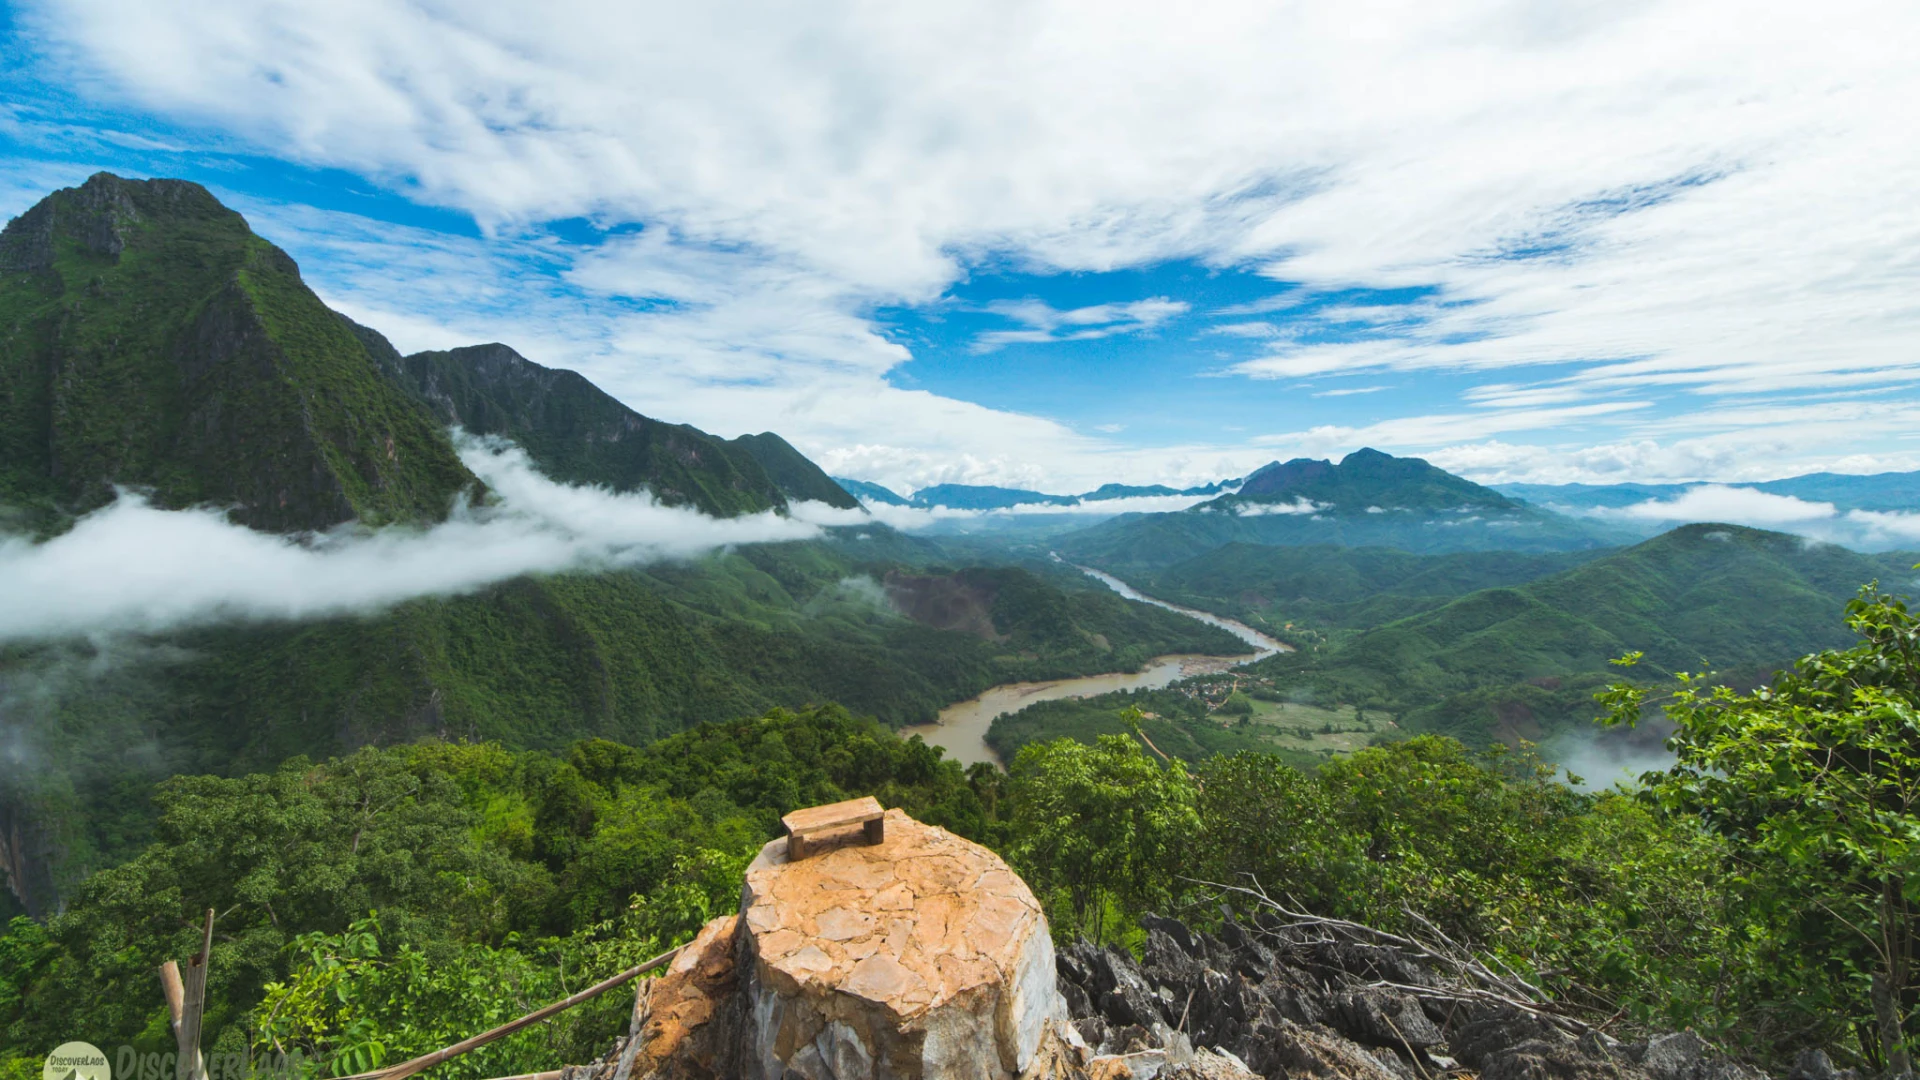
[1247,522,1918,745]
[831,476,1236,511]
[1497,471,1920,514]
[1220,448,1519,514]
[1057,449,1634,571]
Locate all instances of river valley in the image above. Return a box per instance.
[897,562,1289,767]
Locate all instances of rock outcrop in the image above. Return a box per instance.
[1052,914,1773,1080]
[619,807,1067,1079]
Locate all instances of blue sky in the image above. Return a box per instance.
[4,0,1918,493]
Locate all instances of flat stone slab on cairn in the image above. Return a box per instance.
[626,806,1067,1080]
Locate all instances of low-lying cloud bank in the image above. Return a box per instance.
[0,437,847,644]
[854,491,1219,531]
[1591,484,1920,548]
[1230,498,1324,517]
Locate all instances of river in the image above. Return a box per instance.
[896,562,1289,767]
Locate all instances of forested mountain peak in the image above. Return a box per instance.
[0,173,480,532]
[361,329,807,516]
[728,431,860,510]
[1222,447,1517,513]
[0,173,852,526]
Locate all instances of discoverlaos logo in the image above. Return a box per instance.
[43,1044,308,1080]
[42,1044,108,1080]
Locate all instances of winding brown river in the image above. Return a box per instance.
[897,561,1289,767]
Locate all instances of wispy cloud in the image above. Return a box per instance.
[1311,385,1389,398]
[973,297,1189,351]
[1256,402,1651,452]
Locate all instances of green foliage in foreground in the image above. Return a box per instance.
[1603,589,1920,1069]
[1007,733,1738,1042]
[0,706,1000,1074]
[12,582,1920,1071]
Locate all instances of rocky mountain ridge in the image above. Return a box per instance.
[0,172,856,529]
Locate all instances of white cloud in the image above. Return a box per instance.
[16,0,1920,482]
[1254,402,1650,454]
[1235,498,1322,517]
[0,435,830,643]
[973,297,1188,351]
[854,489,1221,531]
[1844,510,1920,542]
[1611,485,1836,525]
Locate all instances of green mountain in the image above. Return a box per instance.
[1144,542,1606,639]
[1216,448,1517,513]
[729,432,861,509]
[1081,479,1233,500]
[836,476,910,506]
[355,332,790,517]
[1250,523,1919,743]
[0,174,480,533]
[836,477,1237,512]
[909,483,1076,509]
[1057,449,1628,572]
[1494,481,1689,511]
[1757,469,1920,509]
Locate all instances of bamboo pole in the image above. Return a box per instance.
[159,910,215,1080]
[330,944,684,1080]
[178,909,215,1080]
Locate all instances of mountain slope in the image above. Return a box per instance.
[1251,523,1918,742]
[352,332,789,517]
[1497,471,1920,514]
[3,538,1245,910]
[730,432,860,509]
[1756,470,1920,509]
[836,477,910,506]
[1145,542,1606,638]
[0,173,478,532]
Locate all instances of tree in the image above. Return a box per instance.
[1007,734,1199,943]
[1604,588,1920,1068]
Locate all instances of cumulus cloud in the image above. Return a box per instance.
[0,436,833,643]
[13,0,1920,483]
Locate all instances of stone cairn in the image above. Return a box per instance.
[616,801,1076,1080]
